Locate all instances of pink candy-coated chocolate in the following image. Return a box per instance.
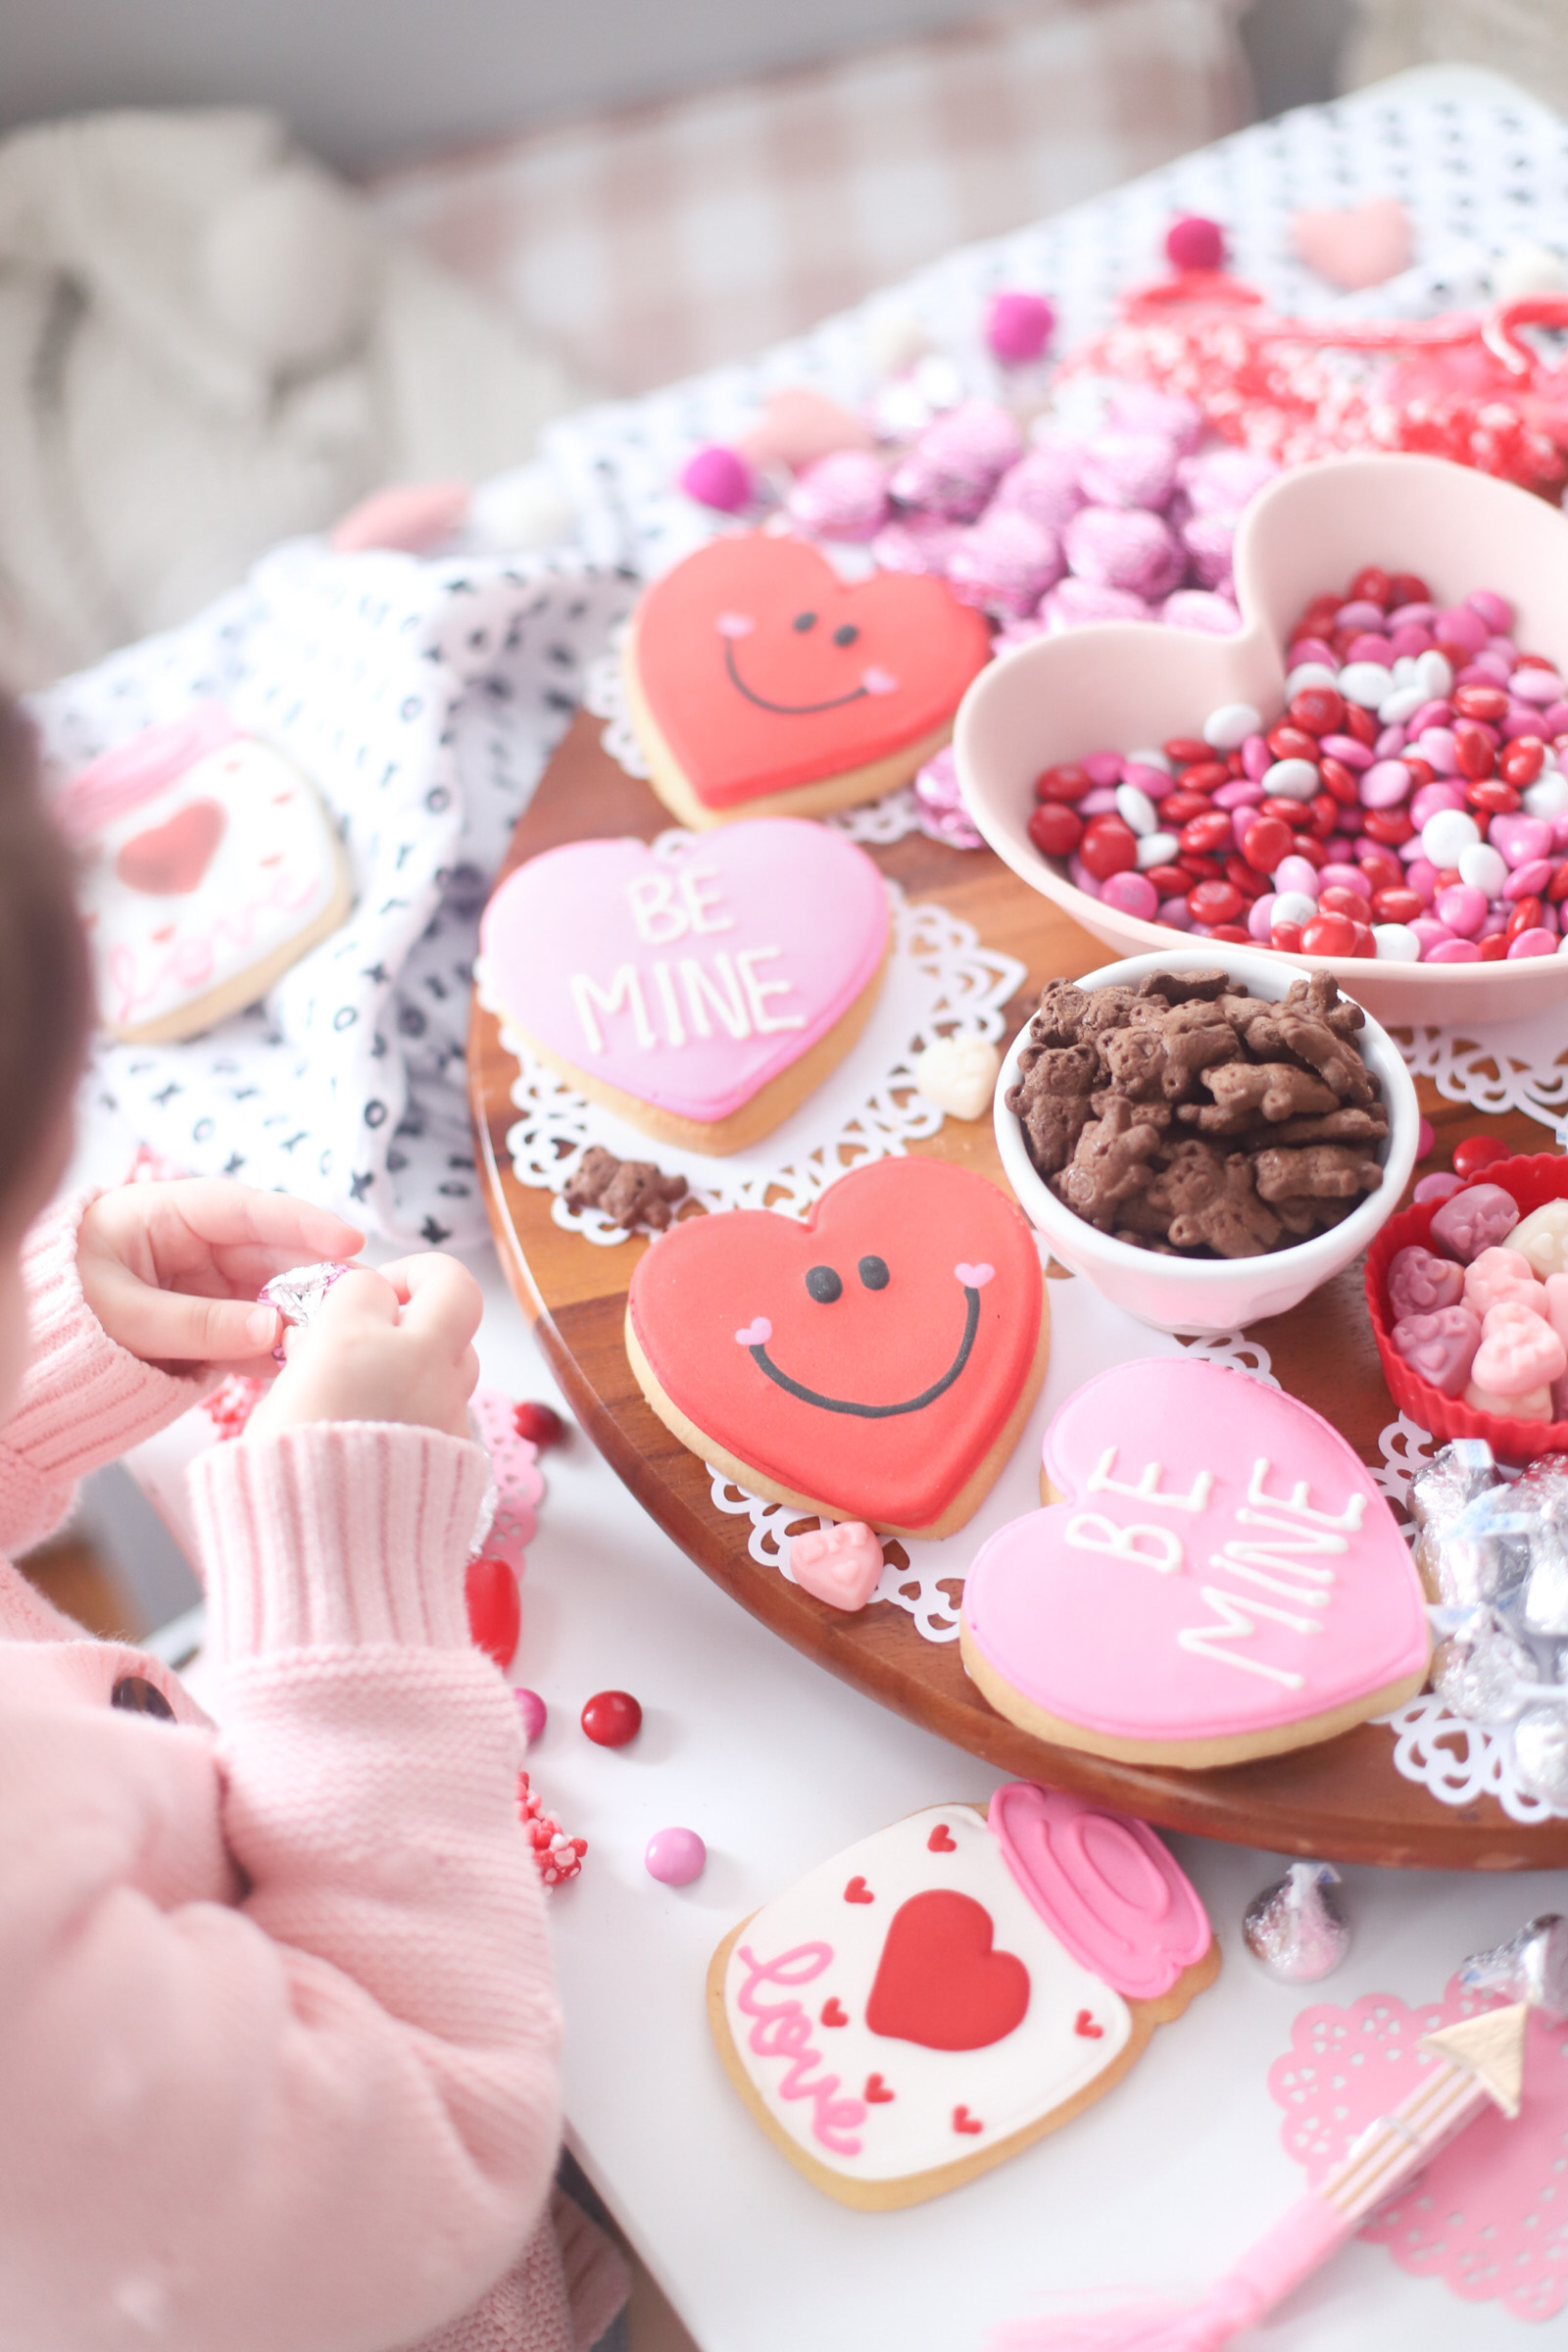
[1491,813,1552,866]
[1436,883,1488,937]
[1428,1181,1521,1262]
[644,1826,707,1886]
[788,1519,886,1611]
[1390,1305,1481,1396]
[1471,1298,1567,1394]
[1508,926,1558,957]
[1100,870,1158,919]
[1360,759,1411,808]
[1387,1243,1465,1320]
[1413,1171,1465,1205]
[1463,1246,1548,1321]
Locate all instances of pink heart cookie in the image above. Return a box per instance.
[960,1359,1430,1768]
[479,817,889,1150]
[1293,197,1411,291]
[1472,1299,1566,1396]
[790,1521,886,1612]
[1390,1305,1481,1397]
[1463,1247,1547,1322]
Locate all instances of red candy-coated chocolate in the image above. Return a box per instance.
[1362,808,1413,845]
[1035,762,1092,803]
[1306,794,1338,837]
[466,1555,520,1670]
[514,1398,565,1447]
[1290,833,1328,865]
[1373,886,1424,923]
[1178,760,1230,794]
[1178,810,1232,855]
[1270,921,1303,952]
[1027,803,1084,858]
[1164,736,1208,765]
[1317,759,1360,807]
[1452,684,1508,721]
[1177,853,1221,882]
[1143,863,1187,896]
[1266,724,1318,762]
[1506,895,1544,940]
[1466,779,1520,814]
[1317,885,1372,922]
[1451,1134,1510,1178]
[1344,706,1378,748]
[1452,722,1495,781]
[1078,816,1139,879]
[1160,791,1211,824]
[1386,572,1431,607]
[1477,932,1509,960]
[1289,687,1344,734]
[1241,814,1293,870]
[1299,911,1357,956]
[1550,864,1568,904]
[1223,855,1269,900]
[1501,739,1545,785]
[1357,852,1402,892]
[582,1689,643,1746]
[1350,565,1393,607]
[1208,922,1250,944]
[1187,879,1243,925]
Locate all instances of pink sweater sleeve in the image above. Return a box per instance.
[0,1192,205,1556]
[0,1425,563,2352]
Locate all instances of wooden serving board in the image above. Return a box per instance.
[471,710,1568,1870]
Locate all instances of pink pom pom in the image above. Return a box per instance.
[986,289,1055,364]
[679,444,753,512]
[1165,215,1227,271]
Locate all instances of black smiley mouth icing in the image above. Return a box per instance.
[733,1270,985,1419]
[720,634,876,717]
[713,612,899,715]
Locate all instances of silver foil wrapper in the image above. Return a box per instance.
[1242,1861,1350,1983]
[1460,1912,1568,2020]
[258,1260,352,1359]
[1513,1703,1568,1808]
[1431,1607,1534,1723]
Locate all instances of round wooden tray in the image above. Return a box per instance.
[470,710,1568,1870]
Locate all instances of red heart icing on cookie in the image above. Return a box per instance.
[820,1998,849,2028]
[952,2105,984,2134]
[627,1156,1043,1530]
[844,1877,874,1904]
[1074,2010,1104,2039]
[927,1824,956,1853]
[863,2072,896,2103]
[115,798,227,896]
[632,535,991,811]
[865,1890,1030,2053]
[961,1358,1429,1763]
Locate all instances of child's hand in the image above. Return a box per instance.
[77,1181,364,1373]
[246,1255,482,1441]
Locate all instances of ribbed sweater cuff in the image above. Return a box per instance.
[189,1423,491,1665]
[8,1191,206,1479]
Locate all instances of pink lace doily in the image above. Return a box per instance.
[1269,1976,1568,2323]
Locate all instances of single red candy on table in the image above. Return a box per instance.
[514,1398,565,1447]
[581,1690,643,1747]
[466,1555,521,1670]
[1451,1134,1510,1179]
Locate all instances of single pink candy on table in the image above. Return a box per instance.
[1462,1246,1548,1322]
[330,478,470,555]
[1386,1243,1465,1321]
[644,1827,707,1887]
[1471,1298,1567,1395]
[986,289,1055,364]
[1390,1305,1481,1396]
[788,1519,886,1612]
[1427,1181,1521,1262]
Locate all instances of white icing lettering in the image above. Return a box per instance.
[1176,1589,1314,1688]
[625,872,687,946]
[1086,1448,1213,1514]
[1212,1507,1344,1605]
[1064,1510,1184,1576]
[735,947,805,1036]
[1246,1457,1365,1532]
[680,865,735,934]
[651,959,686,1048]
[570,964,656,1054]
[681,953,752,1041]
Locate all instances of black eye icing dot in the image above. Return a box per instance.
[833,622,859,646]
[858,1254,890,1291]
[793,611,817,632]
[111,1675,175,1722]
[805,1264,843,1303]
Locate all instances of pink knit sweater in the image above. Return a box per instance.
[0,1199,625,2352]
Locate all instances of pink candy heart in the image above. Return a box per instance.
[1387,1244,1465,1321]
[1463,1247,1548,1322]
[1428,1182,1520,1264]
[1390,1305,1481,1397]
[788,1520,886,1612]
[1292,196,1411,291]
[1472,1299,1567,1396]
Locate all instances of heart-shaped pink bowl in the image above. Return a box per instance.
[1366,1151,1568,1467]
[956,453,1568,1026]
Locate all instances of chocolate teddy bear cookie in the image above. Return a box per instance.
[1005,971,1387,1261]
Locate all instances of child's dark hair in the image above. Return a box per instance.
[0,699,92,1204]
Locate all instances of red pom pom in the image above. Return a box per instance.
[1164,215,1227,271]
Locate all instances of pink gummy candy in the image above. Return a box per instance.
[1387,1243,1466,1321]
[1428,1182,1521,1264]
[789,1520,886,1612]
[947,510,1063,616]
[870,514,965,576]
[1463,1246,1548,1322]
[1471,1299,1567,1396]
[1063,505,1183,598]
[1391,1305,1481,1397]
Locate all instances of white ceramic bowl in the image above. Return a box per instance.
[956,452,1568,1027]
[993,943,1420,1336]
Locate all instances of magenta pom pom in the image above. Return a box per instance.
[1164,214,1227,271]
[986,289,1055,364]
[679,444,753,512]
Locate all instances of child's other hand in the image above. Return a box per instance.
[77,1181,364,1373]
[245,1255,482,1441]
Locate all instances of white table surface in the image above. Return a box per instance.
[466,1248,1568,2352]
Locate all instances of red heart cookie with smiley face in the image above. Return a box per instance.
[624,534,992,828]
[625,1156,1047,1537]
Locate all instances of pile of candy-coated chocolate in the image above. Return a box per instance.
[1410,1439,1568,1807]
[1028,566,1568,958]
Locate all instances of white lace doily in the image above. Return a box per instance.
[478,861,1022,1243]
[582,626,926,849]
[704,1271,1275,1644]
[1397,1012,1568,1148]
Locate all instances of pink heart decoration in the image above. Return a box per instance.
[960,1359,1429,1761]
[1386,1244,1465,1321]
[114,798,227,896]
[789,1520,886,1612]
[1390,1305,1480,1397]
[1292,196,1411,291]
[480,818,889,1126]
